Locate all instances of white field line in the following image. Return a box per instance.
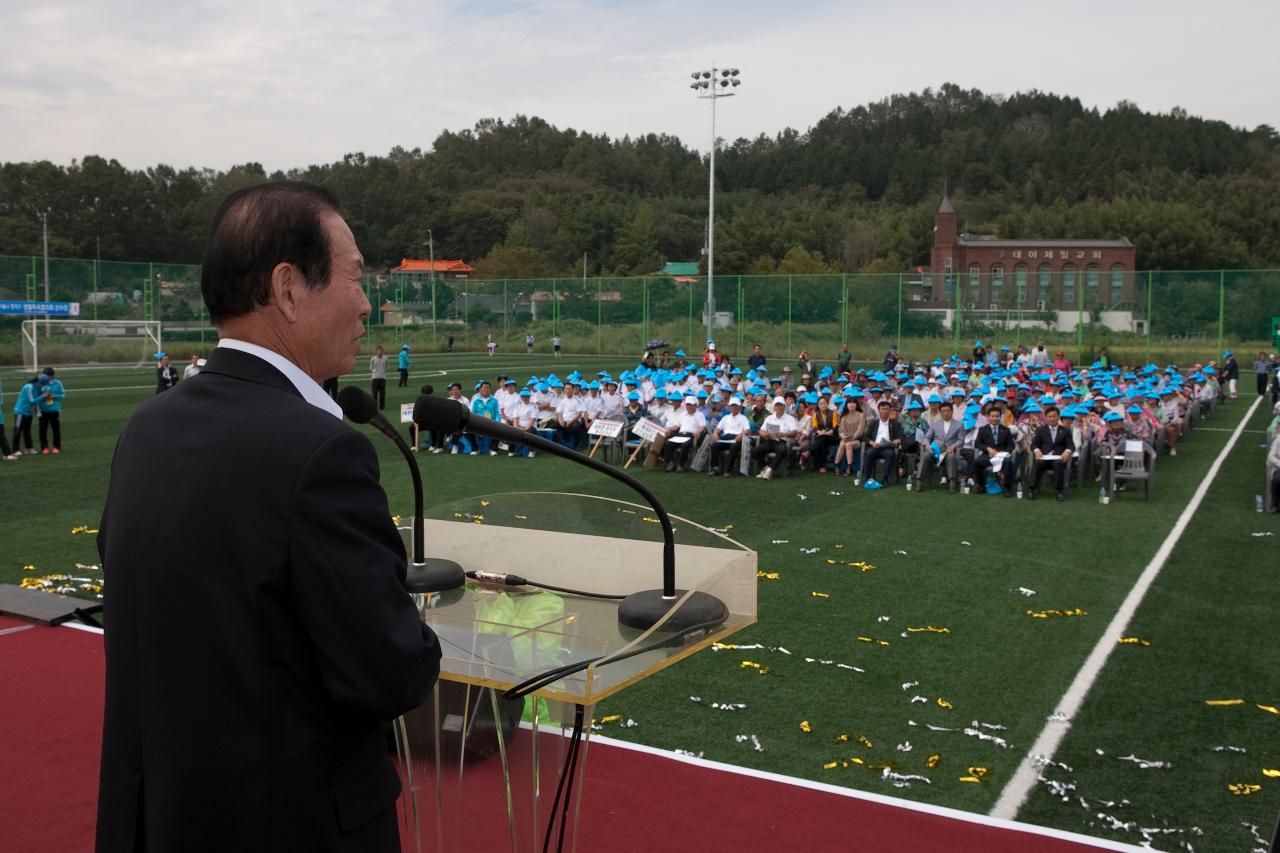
[990,394,1264,820]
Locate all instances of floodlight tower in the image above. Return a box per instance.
[689,66,740,343]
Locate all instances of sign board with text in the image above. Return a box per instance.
[0,301,80,317]
[587,418,624,438]
[631,417,666,443]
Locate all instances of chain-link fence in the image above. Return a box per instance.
[3,255,1278,366]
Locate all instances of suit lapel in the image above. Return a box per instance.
[200,347,304,399]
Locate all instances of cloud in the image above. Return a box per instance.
[0,0,1276,171]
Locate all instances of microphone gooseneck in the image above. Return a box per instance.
[411,394,727,631]
[339,387,464,594]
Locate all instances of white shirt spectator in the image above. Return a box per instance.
[674,409,707,434]
[761,413,798,434]
[512,402,537,429]
[716,412,750,436]
[555,395,583,422]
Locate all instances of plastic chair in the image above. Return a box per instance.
[1108,440,1157,501]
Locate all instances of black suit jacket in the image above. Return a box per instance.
[861,418,904,446]
[1031,423,1075,457]
[976,422,1015,455]
[97,347,441,853]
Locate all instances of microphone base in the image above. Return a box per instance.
[405,559,466,593]
[617,589,728,633]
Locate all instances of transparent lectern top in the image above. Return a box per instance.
[407,492,757,705]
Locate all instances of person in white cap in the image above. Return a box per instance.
[753,397,798,479]
[709,397,750,476]
[661,395,706,472]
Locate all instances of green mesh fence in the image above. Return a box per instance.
[3,255,1278,366]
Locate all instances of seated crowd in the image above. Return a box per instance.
[411,340,1250,503]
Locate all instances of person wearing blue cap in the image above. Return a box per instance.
[36,368,65,454]
[1222,350,1238,399]
[156,354,180,394]
[1123,404,1154,445]
[397,344,411,387]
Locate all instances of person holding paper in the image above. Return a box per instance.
[1030,405,1075,501]
[709,397,750,476]
[662,395,706,472]
[973,403,1016,496]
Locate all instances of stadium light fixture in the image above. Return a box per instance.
[687,65,742,343]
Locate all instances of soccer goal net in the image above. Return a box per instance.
[20,319,163,372]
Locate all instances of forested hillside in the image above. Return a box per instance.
[2,84,1277,274]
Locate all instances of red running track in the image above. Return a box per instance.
[0,616,1134,852]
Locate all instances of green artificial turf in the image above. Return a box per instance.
[1,354,1275,851]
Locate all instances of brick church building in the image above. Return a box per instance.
[921,197,1137,329]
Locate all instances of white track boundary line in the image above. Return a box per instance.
[990,395,1264,820]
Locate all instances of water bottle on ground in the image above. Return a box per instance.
[1257,495,1265,513]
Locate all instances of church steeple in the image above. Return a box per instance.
[934,195,957,245]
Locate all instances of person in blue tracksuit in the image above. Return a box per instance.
[0,381,16,459]
[11,375,40,454]
[469,381,500,455]
[37,367,65,454]
[397,344,411,387]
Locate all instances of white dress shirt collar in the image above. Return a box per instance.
[217,338,343,420]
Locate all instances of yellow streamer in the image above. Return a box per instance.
[810,591,830,599]
[1027,608,1087,619]
[857,735,873,749]
[1229,783,1262,797]
[936,698,953,710]
[800,721,811,733]
[906,626,951,635]
[823,761,839,770]
[756,571,780,580]
[1117,637,1150,647]
[1204,698,1245,706]
[1262,769,1280,778]
[599,714,622,724]
[1257,704,1280,715]
[925,753,941,769]
[833,733,847,743]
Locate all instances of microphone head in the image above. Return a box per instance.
[337,385,379,425]
[413,394,469,433]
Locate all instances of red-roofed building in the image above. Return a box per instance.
[390,259,474,281]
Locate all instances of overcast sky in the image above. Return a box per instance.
[2,0,1276,172]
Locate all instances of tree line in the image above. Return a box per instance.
[1,83,1277,277]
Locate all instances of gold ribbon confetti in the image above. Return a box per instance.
[756,571,780,580]
[925,753,941,769]
[800,721,812,733]
[1204,698,1245,706]
[810,591,829,599]
[70,525,99,535]
[1262,769,1280,778]
[390,515,401,525]
[1118,637,1150,647]
[849,561,875,572]
[857,735,873,749]
[22,564,36,572]
[936,698,953,710]
[823,761,839,770]
[1229,783,1263,797]
[1258,704,1280,715]
[825,559,837,565]
[834,733,847,743]
[906,626,951,635]
[856,636,890,646]
[959,766,991,784]
[1027,608,1087,619]
[616,508,635,515]
[514,514,528,520]
[833,544,844,549]
[740,661,770,675]
[599,714,622,724]
[642,517,660,524]
[480,500,490,508]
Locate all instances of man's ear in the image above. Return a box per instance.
[268,262,301,323]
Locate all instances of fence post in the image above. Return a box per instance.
[736,276,744,357]
[642,279,648,348]
[1075,267,1085,364]
[1217,269,1225,356]
[896,272,903,352]
[688,281,693,352]
[596,277,602,354]
[1145,270,1153,365]
[787,275,793,355]
[841,274,848,352]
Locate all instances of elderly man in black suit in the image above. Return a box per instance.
[1029,404,1075,501]
[973,403,1017,496]
[97,182,441,853]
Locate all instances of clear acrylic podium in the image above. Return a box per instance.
[392,492,757,853]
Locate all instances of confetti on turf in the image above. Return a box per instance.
[828,491,843,496]
[1046,712,1072,722]
[959,766,991,783]
[799,547,819,554]
[936,697,953,710]
[674,749,704,758]
[856,635,890,647]
[1257,703,1280,715]
[810,591,829,599]
[1117,636,1151,647]
[70,525,99,535]
[739,660,770,675]
[910,695,928,704]
[1263,769,1280,778]
[962,726,1011,749]
[514,514,528,520]
[803,657,864,673]
[771,539,789,544]
[796,494,808,501]
[1243,822,1268,851]
[905,626,951,635]
[800,721,812,733]
[893,549,908,556]
[641,516,659,524]
[1027,608,1087,619]
[1229,783,1263,796]
[600,714,622,724]
[1014,587,1037,597]
[833,544,844,549]
[896,741,913,752]
[834,733,848,743]
[1032,754,1074,773]
[857,735,873,749]
[1204,698,1245,706]
[901,681,919,691]
[1251,531,1275,537]
[925,752,941,768]
[22,564,35,572]
[74,562,99,570]
[1213,745,1247,753]
[877,615,891,623]
[735,734,764,752]
[882,768,931,788]
[1117,754,1172,769]
[960,540,972,546]
[756,570,780,580]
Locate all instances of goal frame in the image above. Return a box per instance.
[20,319,163,372]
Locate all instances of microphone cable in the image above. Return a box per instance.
[542,703,585,853]
[465,570,626,600]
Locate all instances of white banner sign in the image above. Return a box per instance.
[632,417,666,443]
[588,418,624,438]
[400,403,415,424]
